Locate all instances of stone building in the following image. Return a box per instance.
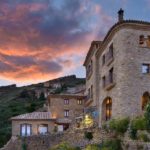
[11,94,85,136]
[84,9,150,126]
[47,94,85,131]
[11,112,55,136]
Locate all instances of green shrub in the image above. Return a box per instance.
[144,102,150,130]
[85,144,100,150]
[50,142,79,150]
[84,131,93,141]
[129,124,137,140]
[109,118,129,135]
[39,92,46,101]
[102,139,122,150]
[131,117,147,130]
[138,133,150,142]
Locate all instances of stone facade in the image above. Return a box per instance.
[84,10,150,126]
[47,94,85,120]
[1,128,115,150]
[12,120,55,136]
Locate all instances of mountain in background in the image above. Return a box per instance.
[0,75,85,148]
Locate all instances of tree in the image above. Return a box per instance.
[144,102,150,130]
[39,92,46,101]
[20,89,29,98]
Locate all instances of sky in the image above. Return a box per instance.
[0,0,150,86]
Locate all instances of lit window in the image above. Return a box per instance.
[142,64,150,74]
[142,92,150,110]
[64,110,69,117]
[77,99,82,105]
[20,124,32,136]
[105,98,112,121]
[64,99,69,105]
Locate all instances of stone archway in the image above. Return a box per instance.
[142,91,150,110]
[102,97,112,121]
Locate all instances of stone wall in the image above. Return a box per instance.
[1,128,114,150]
[12,120,55,136]
[97,27,150,126]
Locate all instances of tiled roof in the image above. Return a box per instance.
[11,112,55,120]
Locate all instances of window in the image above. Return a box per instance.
[38,124,48,134]
[109,68,114,83]
[142,92,150,110]
[86,60,93,77]
[64,110,69,117]
[77,99,82,105]
[91,85,93,98]
[142,64,150,74]
[147,36,150,47]
[102,76,106,88]
[139,35,144,45]
[109,44,114,58]
[20,124,32,136]
[64,99,69,105]
[102,55,105,65]
[88,88,90,99]
[105,98,112,121]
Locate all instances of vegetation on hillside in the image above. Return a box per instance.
[0,75,85,148]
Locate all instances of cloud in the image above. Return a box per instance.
[0,0,114,85]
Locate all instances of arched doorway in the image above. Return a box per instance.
[142,91,150,110]
[102,97,112,121]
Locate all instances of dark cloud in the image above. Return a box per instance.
[0,0,113,83]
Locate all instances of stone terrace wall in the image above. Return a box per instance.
[1,128,114,150]
[123,140,150,150]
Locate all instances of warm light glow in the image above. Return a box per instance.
[52,114,57,119]
[85,114,89,119]
[84,114,93,127]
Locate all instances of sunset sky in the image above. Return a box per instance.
[0,0,150,86]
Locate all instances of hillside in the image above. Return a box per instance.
[0,75,85,148]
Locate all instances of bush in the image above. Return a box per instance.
[144,102,150,130]
[85,144,100,150]
[129,124,137,140]
[39,92,46,101]
[25,103,36,112]
[131,117,147,130]
[138,133,150,142]
[109,118,129,135]
[50,142,80,150]
[101,139,122,150]
[84,131,93,141]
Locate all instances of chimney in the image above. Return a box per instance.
[118,8,124,22]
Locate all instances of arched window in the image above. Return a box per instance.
[102,97,112,121]
[139,35,144,45]
[142,91,150,110]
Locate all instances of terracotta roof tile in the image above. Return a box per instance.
[11,112,54,120]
